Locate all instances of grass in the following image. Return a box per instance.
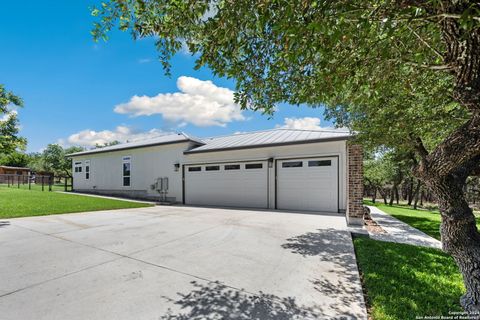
[354,236,464,320]
[0,183,68,192]
[0,186,153,218]
[364,200,480,240]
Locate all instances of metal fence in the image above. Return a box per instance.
[0,174,73,192]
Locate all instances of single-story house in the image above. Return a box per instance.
[0,165,31,175]
[67,128,364,225]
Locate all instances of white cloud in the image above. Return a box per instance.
[114,76,245,127]
[58,126,171,148]
[277,117,350,132]
[278,117,324,130]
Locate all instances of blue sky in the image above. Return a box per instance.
[1,1,333,152]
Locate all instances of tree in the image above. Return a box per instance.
[0,151,30,168]
[95,140,121,148]
[41,144,84,178]
[93,1,480,310]
[364,155,393,204]
[0,85,25,154]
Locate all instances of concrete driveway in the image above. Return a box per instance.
[0,206,367,320]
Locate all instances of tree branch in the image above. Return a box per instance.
[415,115,480,180]
[407,25,443,59]
[411,135,429,159]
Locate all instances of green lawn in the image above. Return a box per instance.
[364,200,480,240]
[354,236,464,320]
[0,186,153,218]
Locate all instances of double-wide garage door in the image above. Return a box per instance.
[185,161,269,208]
[184,157,338,212]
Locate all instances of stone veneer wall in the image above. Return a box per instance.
[347,143,364,225]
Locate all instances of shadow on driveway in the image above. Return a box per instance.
[0,221,10,228]
[282,228,366,319]
[160,280,320,320]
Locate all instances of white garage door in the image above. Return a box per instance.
[184,161,268,208]
[277,157,338,212]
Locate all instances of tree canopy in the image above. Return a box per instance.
[0,85,25,154]
[92,0,480,311]
[41,144,84,177]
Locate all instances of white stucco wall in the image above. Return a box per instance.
[71,139,348,211]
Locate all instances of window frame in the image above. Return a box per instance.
[205,165,220,171]
[188,166,202,172]
[74,161,82,173]
[122,156,131,187]
[308,160,332,167]
[85,160,90,180]
[282,161,303,168]
[224,164,240,170]
[245,163,263,170]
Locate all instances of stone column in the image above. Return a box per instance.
[347,143,364,225]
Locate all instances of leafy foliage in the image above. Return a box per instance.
[0,151,30,167]
[41,144,84,177]
[91,1,477,154]
[0,85,25,153]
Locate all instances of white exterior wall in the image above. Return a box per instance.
[71,142,194,202]
[183,140,348,211]
[71,139,348,210]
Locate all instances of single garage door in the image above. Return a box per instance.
[277,157,338,212]
[184,161,268,208]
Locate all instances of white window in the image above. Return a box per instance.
[85,160,90,180]
[74,161,82,173]
[122,156,131,186]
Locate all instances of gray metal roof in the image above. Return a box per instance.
[67,132,204,157]
[185,128,352,154]
[67,128,352,157]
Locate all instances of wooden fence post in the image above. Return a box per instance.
[41,176,44,191]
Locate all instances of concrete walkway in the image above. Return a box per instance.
[367,206,442,249]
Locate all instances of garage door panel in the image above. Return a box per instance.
[185,162,268,208]
[277,157,338,212]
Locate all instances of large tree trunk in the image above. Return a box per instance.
[424,173,480,312]
[389,187,395,206]
[371,187,377,203]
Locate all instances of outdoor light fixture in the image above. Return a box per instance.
[174,163,180,172]
[268,158,274,168]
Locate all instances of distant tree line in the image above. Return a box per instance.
[365,150,480,210]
